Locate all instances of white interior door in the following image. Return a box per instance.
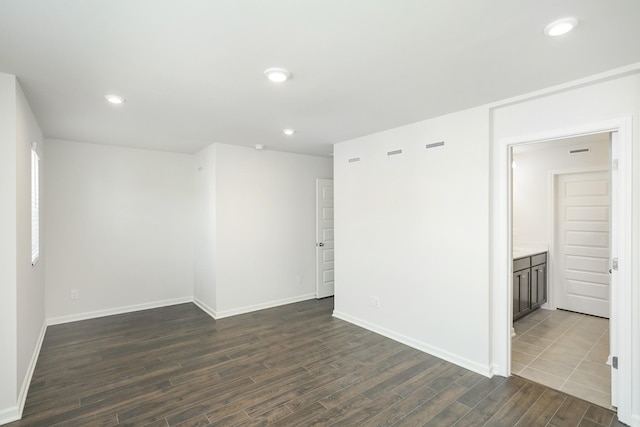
[316,179,334,298]
[555,170,610,318]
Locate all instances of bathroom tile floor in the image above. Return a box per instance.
[512,308,612,409]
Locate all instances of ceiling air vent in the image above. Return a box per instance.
[387,149,402,156]
[569,147,590,154]
[348,157,360,163]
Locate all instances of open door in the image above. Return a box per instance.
[554,170,610,318]
[316,179,334,298]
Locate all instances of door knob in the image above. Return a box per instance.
[318,242,325,247]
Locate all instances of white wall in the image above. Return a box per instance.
[0,73,19,420]
[15,83,45,410]
[512,134,610,247]
[193,144,217,315]
[0,73,46,424]
[45,140,195,322]
[214,144,333,316]
[333,106,492,375]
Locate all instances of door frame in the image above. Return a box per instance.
[491,117,633,423]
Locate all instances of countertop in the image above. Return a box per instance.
[513,246,548,259]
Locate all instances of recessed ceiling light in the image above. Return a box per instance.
[254,144,264,150]
[544,17,578,36]
[105,95,125,104]
[264,68,292,83]
[283,128,295,136]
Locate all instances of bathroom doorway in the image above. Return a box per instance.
[510,134,612,408]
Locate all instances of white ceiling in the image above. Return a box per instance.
[1,1,639,157]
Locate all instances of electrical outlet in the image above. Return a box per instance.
[70,289,79,300]
[369,296,380,308]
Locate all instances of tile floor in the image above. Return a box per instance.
[512,308,612,409]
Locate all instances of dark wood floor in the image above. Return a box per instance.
[8,298,622,427]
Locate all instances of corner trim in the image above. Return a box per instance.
[332,310,492,378]
[193,297,217,319]
[17,321,47,416]
[0,406,20,425]
[46,297,193,325]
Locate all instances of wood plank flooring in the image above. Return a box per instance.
[7,298,623,426]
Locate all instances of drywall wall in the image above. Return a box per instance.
[214,143,333,317]
[333,106,491,375]
[512,134,610,247]
[193,144,217,315]
[45,140,195,322]
[0,74,46,424]
[15,83,45,413]
[0,73,18,420]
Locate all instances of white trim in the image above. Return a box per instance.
[486,62,640,111]
[491,117,634,425]
[214,293,316,319]
[46,297,192,325]
[193,297,217,319]
[333,310,492,377]
[0,406,20,425]
[17,322,47,417]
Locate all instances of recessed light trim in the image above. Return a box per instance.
[264,67,292,83]
[105,95,125,104]
[254,144,264,150]
[283,128,295,136]
[544,17,578,36]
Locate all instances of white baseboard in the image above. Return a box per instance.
[0,321,47,426]
[0,406,20,426]
[193,297,217,319]
[215,293,316,319]
[18,321,47,415]
[46,297,193,325]
[332,310,492,378]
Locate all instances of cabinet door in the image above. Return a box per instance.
[513,269,531,319]
[535,264,547,305]
[519,268,530,314]
[513,271,521,317]
[531,267,539,307]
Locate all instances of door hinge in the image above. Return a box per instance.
[612,356,618,369]
[612,258,618,271]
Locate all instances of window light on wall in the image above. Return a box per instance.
[31,142,40,265]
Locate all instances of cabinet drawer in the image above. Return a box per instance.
[531,253,546,266]
[513,257,531,271]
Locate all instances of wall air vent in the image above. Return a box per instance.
[426,141,445,149]
[387,149,402,156]
[348,157,360,163]
[569,147,590,154]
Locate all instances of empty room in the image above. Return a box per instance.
[1,1,640,426]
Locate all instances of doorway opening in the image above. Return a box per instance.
[494,117,633,424]
[510,133,613,408]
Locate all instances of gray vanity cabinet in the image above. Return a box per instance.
[513,252,547,321]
